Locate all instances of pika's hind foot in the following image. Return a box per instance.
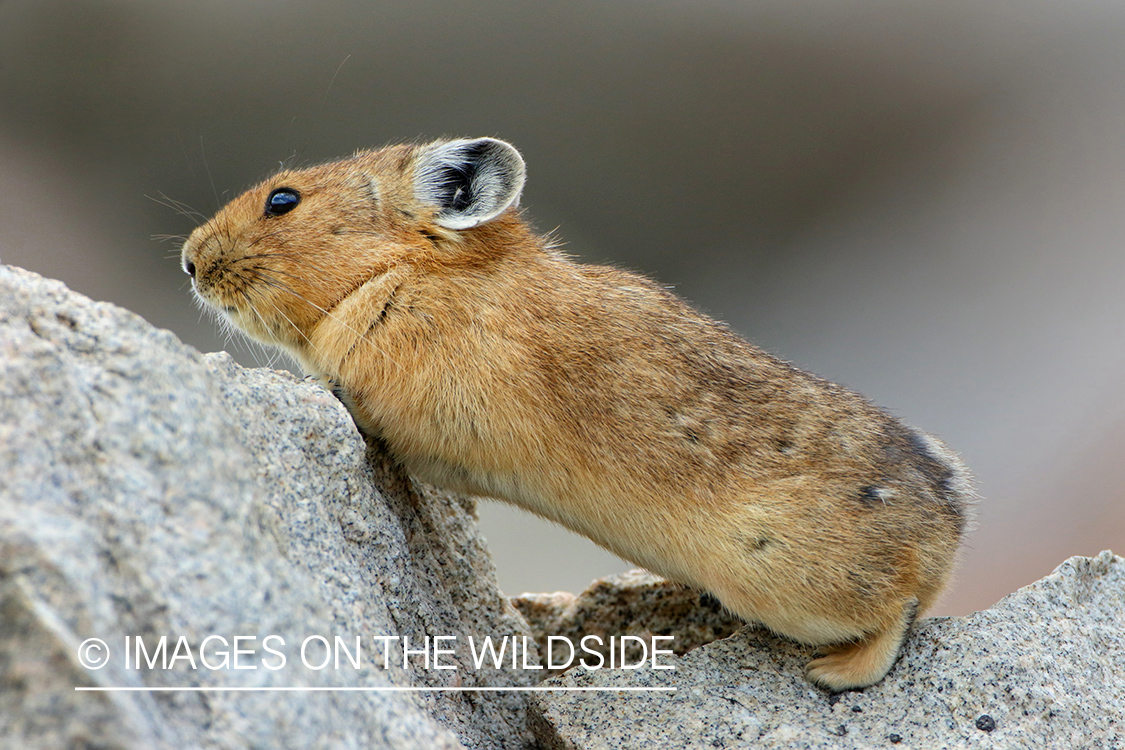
[804,599,917,691]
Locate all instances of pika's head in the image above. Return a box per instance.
[180,137,526,354]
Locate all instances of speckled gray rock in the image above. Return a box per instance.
[0,265,540,750]
[513,570,743,679]
[531,551,1125,749]
[6,265,1122,750]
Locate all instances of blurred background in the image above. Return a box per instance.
[2,0,1122,616]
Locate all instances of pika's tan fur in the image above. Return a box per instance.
[182,138,973,690]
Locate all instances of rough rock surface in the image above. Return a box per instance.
[513,570,744,679]
[530,551,1125,749]
[0,265,540,750]
[3,265,1123,749]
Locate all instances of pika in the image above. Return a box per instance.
[181,137,973,690]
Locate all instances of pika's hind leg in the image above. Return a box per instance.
[804,599,918,691]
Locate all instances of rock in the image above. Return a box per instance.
[4,264,1122,749]
[530,551,1125,749]
[513,570,743,679]
[0,265,540,750]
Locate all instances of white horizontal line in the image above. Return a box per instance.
[75,686,675,693]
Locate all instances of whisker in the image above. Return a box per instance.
[322,54,352,106]
[145,192,209,224]
[229,247,338,280]
[252,267,406,375]
[205,259,407,377]
[199,136,221,208]
[245,230,286,250]
[231,252,335,278]
[238,271,318,352]
[252,271,365,340]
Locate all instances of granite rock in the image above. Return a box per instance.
[530,551,1125,749]
[4,264,1122,750]
[0,265,540,750]
[513,569,743,680]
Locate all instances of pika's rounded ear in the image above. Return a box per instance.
[414,138,526,230]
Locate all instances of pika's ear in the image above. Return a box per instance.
[414,138,526,230]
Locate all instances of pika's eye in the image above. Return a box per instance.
[265,187,300,216]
